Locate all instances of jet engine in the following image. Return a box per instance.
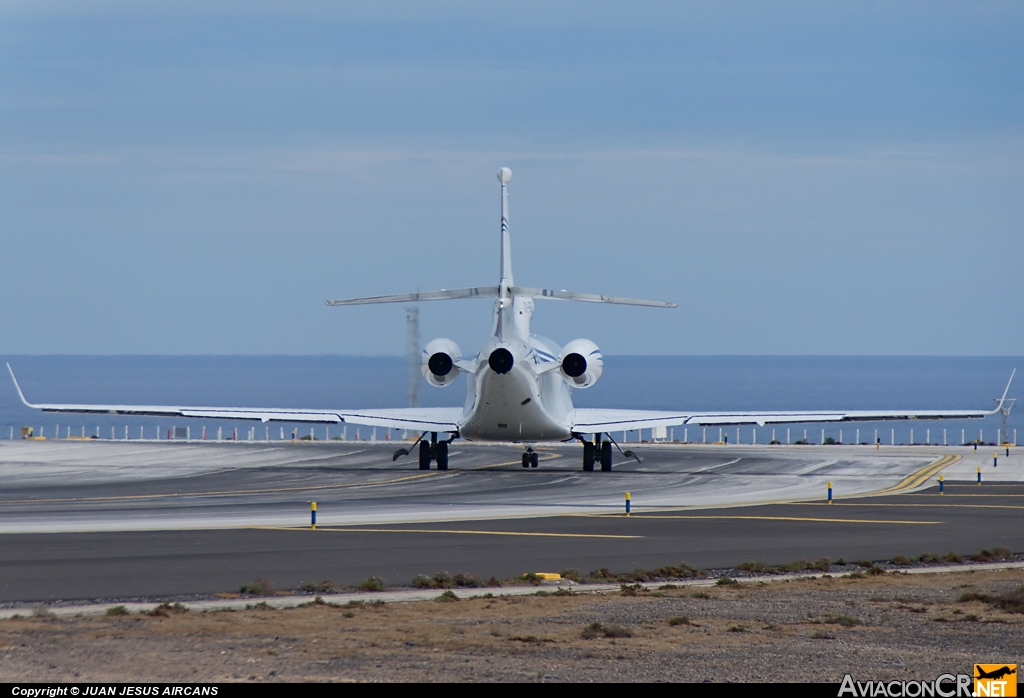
[559,338,603,389]
[421,338,462,387]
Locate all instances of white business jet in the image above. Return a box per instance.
[7,168,1015,472]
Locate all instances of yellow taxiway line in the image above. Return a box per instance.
[615,514,939,525]
[847,454,961,498]
[250,526,641,539]
[791,502,1024,511]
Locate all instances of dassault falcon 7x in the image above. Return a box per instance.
[7,168,1016,472]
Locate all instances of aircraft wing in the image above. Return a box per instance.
[572,406,997,433]
[7,364,461,432]
[573,370,1013,432]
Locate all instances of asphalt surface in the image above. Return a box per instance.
[1,484,1022,602]
[0,440,975,531]
[0,440,1020,602]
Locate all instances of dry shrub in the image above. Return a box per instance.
[581,621,633,639]
[969,547,1013,562]
[148,603,187,617]
[560,568,583,582]
[301,579,335,593]
[239,578,274,596]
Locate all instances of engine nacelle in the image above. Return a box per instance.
[559,338,603,389]
[421,338,463,387]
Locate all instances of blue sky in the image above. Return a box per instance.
[1,1,1021,355]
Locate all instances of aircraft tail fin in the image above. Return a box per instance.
[498,167,513,287]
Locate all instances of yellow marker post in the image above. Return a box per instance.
[938,474,944,495]
[977,466,982,485]
[827,482,833,504]
[311,501,317,530]
[625,491,631,516]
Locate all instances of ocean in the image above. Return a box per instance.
[0,355,1020,445]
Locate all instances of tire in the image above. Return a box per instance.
[522,453,530,468]
[600,441,613,472]
[582,442,595,472]
[419,440,432,470]
[435,441,448,471]
[530,451,539,468]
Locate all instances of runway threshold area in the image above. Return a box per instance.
[1,483,1021,603]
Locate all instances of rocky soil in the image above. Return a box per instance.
[1,569,1021,683]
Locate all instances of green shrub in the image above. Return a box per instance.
[435,590,459,603]
[668,616,691,626]
[105,605,129,616]
[715,576,737,586]
[357,576,385,592]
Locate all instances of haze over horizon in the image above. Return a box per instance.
[1,1,1021,357]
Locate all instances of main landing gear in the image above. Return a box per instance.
[418,432,450,470]
[393,432,453,470]
[581,434,613,472]
[579,433,640,472]
[521,448,539,468]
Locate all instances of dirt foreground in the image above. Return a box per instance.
[1,569,1022,683]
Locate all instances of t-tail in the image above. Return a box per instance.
[324,167,677,309]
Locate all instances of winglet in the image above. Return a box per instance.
[995,369,1016,412]
[6,363,37,409]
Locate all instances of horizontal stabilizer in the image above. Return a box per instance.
[511,286,676,308]
[325,287,498,306]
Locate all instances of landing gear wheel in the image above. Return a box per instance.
[600,441,613,472]
[530,451,539,468]
[418,440,432,470]
[522,453,531,468]
[582,442,595,472]
[435,441,448,470]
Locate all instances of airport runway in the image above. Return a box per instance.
[0,440,1020,602]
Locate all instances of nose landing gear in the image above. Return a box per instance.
[522,448,539,468]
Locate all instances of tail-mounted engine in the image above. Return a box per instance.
[559,338,603,389]
[421,338,463,387]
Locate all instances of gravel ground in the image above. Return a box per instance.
[0,569,1021,683]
